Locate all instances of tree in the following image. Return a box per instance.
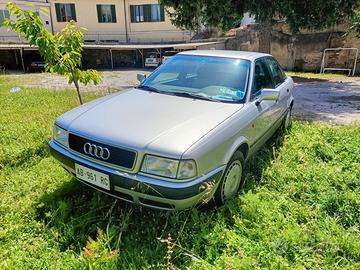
[160,0,360,33]
[2,3,102,104]
[350,11,360,37]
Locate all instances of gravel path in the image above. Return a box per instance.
[6,70,360,125]
[292,77,360,125]
[6,69,152,92]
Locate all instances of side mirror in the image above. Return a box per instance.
[137,73,146,83]
[255,89,279,106]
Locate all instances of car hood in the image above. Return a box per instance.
[57,89,243,158]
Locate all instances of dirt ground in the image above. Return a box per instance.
[292,76,360,125]
[5,69,152,93]
[5,69,360,125]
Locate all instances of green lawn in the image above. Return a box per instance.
[0,76,359,269]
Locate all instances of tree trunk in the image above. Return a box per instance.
[74,79,83,105]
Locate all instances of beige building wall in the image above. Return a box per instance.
[0,0,52,43]
[125,0,190,43]
[50,0,127,42]
[49,0,191,43]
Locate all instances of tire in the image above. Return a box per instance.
[283,105,293,130]
[214,151,245,206]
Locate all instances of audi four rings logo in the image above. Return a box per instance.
[83,143,110,160]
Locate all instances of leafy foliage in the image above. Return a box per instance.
[83,228,120,269]
[0,75,359,269]
[161,0,360,33]
[350,11,360,37]
[2,3,101,104]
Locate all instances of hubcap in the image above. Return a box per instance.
[222,161,242,201]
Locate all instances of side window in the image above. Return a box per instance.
[266,58,286,87]
[251,59,273,99]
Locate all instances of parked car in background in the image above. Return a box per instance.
[162,51,178,63]
[27,60,45,72]
[49,50,294,210]
[145,52,161,67]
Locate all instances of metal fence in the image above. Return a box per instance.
[0,29,193,44]
[83,30,192,44]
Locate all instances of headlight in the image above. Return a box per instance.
[53,125,68,148]
[141,155,179,178]
[178,160,197,179]
[141,155,197,180]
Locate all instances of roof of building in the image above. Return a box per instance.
[180,50,271,61]
[0,41,222,51]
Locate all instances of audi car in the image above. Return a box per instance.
[49,50,294,210]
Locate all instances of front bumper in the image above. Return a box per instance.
[49,140,224,210]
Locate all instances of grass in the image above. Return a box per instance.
[0,75,359,269]
[285,71,352,80]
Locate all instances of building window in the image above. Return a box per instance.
[130,4,165,23]
[97,5,116,23]
[55,3,76,22]
[0,9,10,24]
[151,4,161,21]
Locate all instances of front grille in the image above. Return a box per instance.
[68,133,136,169]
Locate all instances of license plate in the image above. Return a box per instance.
[75,164,110,190]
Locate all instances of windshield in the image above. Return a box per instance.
[140,54,251,103]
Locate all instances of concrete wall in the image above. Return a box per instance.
[0,0,52,43]
[197,41,226,50]
[226,23,360,74]
[49,0,191,43]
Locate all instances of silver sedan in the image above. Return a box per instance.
[49,50,294,210]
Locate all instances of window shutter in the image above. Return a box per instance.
[111,5,116,23]
[160,5,165,21]
[96,5,102,22]
[70,4,76,21]
[55,3,61,22]
[144,5,151,22]
[130,5,135,22]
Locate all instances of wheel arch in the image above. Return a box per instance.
[290,99,294,108]
[224,136,250,164]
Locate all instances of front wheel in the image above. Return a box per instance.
[214,151,244,206]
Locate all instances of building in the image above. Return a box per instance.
[0,0,53,43]
[0,0,191,44]
[48,0,191,43]
[0,1,215,71]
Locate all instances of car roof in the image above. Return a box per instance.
[179,50,271,61]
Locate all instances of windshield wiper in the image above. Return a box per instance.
[138,86,221,102]
[170,91,221,102]
[137,85,163,93]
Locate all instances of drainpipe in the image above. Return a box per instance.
[46,0,54,34]
[123,0,129,43]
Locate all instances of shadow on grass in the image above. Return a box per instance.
[34,128,287,267]
[1,141,49,169]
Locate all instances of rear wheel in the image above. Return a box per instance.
[284,105,292,130]
[214,151,244,206]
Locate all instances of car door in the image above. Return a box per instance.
[265,57,292,118]
[245,58,278,148]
